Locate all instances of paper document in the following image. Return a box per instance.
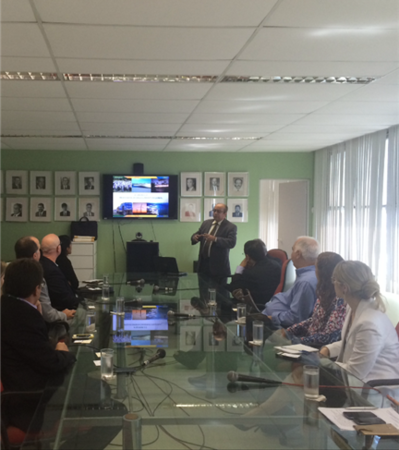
[318,407,399,431]
[274,344,319,354]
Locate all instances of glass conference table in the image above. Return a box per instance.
[23,274,398,450]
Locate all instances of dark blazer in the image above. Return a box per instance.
[228,256,282,308]
[1,295,75,431]
[191,218,237,277]
[40,256,79,310]
[56,253,79,291]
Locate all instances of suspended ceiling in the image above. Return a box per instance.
[1,0,399,152]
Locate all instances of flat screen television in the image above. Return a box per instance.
[102,174,178,220]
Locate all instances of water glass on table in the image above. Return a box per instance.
[303,365,319,399]
[101,348,114,378]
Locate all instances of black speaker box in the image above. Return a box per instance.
[133,163,144,175]
[126,241,159,273]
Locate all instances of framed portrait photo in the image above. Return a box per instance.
[6,197,28,222]
[227,198,248,223]
[30,197,52,222]
[179,325,202,352]
[228,172,249,197]
[79,172,100,195]
[180,172,202,197]
[6,170,28,195]
[203,197,224,220]
[226,324,244,352]
[204,172,225,197]
[30,171,52,196]
[78,197,100,221]
[180,198,201,222]
[55,171,76,196]
[54,197,76,221]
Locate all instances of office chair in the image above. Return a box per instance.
[267,248,288,264]
[274,259,296,294]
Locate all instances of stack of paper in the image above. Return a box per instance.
[274,343,319,359]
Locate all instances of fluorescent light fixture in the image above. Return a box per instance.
[1,135,261,141]
[0,72,375,84]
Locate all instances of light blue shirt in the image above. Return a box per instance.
[262,265,317,328]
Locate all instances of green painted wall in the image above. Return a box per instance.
[1,150,314,274]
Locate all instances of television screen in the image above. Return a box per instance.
[103,174,178,220]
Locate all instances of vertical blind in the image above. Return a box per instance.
[314,126,398,294]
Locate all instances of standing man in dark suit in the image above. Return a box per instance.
[191,203,237,305]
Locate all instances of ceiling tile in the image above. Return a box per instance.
[1,0,36,22]
[239,28,399,62]
[194,100,328,114]
[294,114,399,127]
[1,120,81,133]
[206,83,361,102]
[80,122,181,134]
[65,82,212,100]
[86,138,170,151]
[337,84,399,102]
[227,61,399,78]
[164,140,248,152]
[178,124,282,134]
[373,68,399,85]
[75,112,188,124]
[35,0,277,26]
[1,57,57,72]
[71,98,199,114]
[1,137,87,150]
[1,24,51,57]
[267,0,399,28]
[4,110,77,123]
[56,58,230,76]
[187,113,304,125]
[0,80,66,98]
[1,97,73,112]
[315,101,399,115]
[44,24,254,60]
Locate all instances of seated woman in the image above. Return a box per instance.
[285,252,346,347]
[56,235,79,291]
[320,260,399,383]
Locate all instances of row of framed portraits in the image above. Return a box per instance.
[1,197,100,222]
[181,172,249,197]
[180,198,248,223]
[1,170,100,196]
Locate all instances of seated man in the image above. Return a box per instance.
[40,234,79,311]
[228,239,281,308]
[1,259,76,432]
[15,236,76,325]
[262,236,319,328]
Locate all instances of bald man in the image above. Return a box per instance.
[15,236,76,323]
[262,236,319,328]
[40,234,79,311]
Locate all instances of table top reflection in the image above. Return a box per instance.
[24,290,398,450]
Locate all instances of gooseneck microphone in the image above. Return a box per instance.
[227,382,273,393]
[227,371,282,385]
[141,348,166,367]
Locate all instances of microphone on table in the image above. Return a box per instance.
[227,371,282,385]
[127,279,145,285]
[167,310,197,319]
[141,348,166,367]
[227,382,273,393]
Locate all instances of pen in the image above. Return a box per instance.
[345,406,378,410]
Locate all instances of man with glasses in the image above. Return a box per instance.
[191,203,237,305]
[40,234,79,311]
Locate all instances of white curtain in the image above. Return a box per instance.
[314,128,399,294]
[385,125,399,293]
[259,179,279,250]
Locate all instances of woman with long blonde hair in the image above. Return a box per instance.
[320,261,399,382]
